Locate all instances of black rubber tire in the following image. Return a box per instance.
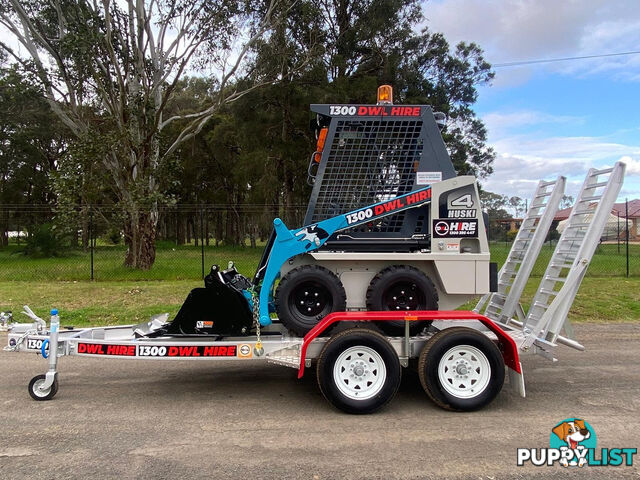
[275,265,347,336]
[28,374,58,401]
[418,327,504,411]
[317,329,401,414]
[366,265,438,335]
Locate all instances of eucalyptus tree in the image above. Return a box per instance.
[0,0,296,268]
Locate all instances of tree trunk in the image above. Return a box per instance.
[80,206,89,251]
[0,207,8,247]
[177,215,186,245]
[123,210,156,270]
[215,212,222,247]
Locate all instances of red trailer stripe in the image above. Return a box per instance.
[297,311,521,378]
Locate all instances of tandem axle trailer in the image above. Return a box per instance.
[7,308,525,414]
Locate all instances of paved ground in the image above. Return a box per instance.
[1,323,639,479]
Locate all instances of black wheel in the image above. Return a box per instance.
[28,374,58,401]
[418,327,504,411]
[275,265,347,336]
[366,265,438,335]
[317,329,401,414]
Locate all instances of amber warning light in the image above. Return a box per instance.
[314,127,328,163]
[377,85,393,105]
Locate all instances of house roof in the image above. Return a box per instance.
[554,199,640,221]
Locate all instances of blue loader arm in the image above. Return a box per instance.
[257,186,432,326]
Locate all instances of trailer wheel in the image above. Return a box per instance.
[418,327,504,411]
[28,374,58,401]
[276,265,346,336]
[366,265,438,335]
[317,329,401,414]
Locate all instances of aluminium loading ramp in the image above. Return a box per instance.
[479,162,626,357]
[475,176,566,324]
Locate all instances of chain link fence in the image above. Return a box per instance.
[0,205,637,281]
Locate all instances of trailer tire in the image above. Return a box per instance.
[366,265,437,335]
[317,328,401,414]
[28,374,58,401]
[276,265,347,336]
[418,327,504,411]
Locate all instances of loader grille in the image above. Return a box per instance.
[310,119,424,233]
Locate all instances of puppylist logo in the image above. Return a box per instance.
[517,418,636,468]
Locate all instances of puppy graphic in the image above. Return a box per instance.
[552,419,591,467]
[295,225,329,249]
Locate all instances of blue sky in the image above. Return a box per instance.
[424,0,640,202]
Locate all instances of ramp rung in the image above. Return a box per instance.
[555,252,578,258]
[591,166,613,176]
[490,296,506,305]
[544,276,567,282]
[539,288,560,296]
[532,301,550,309]
[578,195,602,202]
[534,192,552,199]
[563,236,584,242]
[550,262,574,269]
[539,180,557,187]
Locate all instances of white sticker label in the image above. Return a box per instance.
[446,243,458,251]
[417,172,442,185]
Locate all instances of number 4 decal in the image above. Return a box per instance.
[451,194,474,208]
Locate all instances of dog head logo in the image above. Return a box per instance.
[553,420,590,450]
[550,418,597,467]
[295,225,329,249]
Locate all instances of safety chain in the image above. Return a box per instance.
[248,287,264,356]
[3,329,35,352]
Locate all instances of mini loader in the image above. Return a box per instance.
[5,86,625,414]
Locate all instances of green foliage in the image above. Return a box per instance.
[105,228,122,245]
[506,230,518,242]
[20,223,67,258]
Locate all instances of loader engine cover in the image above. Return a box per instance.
[164,266,253,336]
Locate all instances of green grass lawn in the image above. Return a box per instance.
[1,276,638,328]
[0,241,637,281]
[0,240,638,327]
[0,242,262,281]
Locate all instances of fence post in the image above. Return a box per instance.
[626,199,629,278]
[200,207,205,279]
[617,213,620,254]
[89,206,94,281]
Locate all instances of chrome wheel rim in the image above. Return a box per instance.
[438,344,491,399]
[333,346,386,400]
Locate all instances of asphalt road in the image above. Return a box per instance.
[1,323,639,479]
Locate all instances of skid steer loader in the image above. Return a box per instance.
[164,85,495,338]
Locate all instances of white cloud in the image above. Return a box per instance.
[619,155,640,176]
[483,110,585,137]
[482,136,640,198]
[477,111,640,200]
[424,0,640,85]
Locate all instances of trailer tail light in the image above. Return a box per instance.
[377,85,393,105]
[314,127,328,163]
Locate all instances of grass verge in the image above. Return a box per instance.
[1,277,638,328]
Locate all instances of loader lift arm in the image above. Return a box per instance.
[255,186,432,326]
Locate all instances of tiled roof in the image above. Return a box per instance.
[554,199,640,220]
